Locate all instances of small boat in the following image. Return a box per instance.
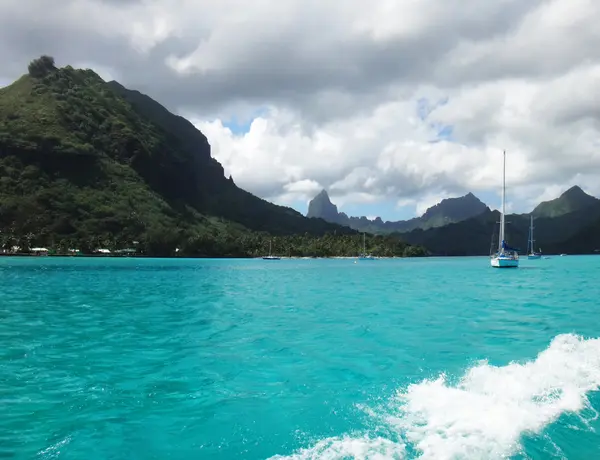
[263,240,281,260]
[358,233,376,260]
[490,150,519,268]
[526,215,542,260]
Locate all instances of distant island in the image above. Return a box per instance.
[0,56,427,258]
[306,186,600,256]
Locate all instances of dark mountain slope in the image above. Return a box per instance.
[399,200,600,256]
[104,78,350,234]
[0,57,361,255]
[557,217,600,254]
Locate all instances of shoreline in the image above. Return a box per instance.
[0,253,418,260]
[1,253,596,259]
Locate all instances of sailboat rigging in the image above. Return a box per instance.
[527,215,542,260]
[490,150,519,268]
[358,233,375,260]
[263,239,281,260]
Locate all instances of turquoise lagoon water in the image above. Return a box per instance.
[2,255,600,459]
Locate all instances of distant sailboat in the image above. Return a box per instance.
[527,215,542,260]
[490,150,519,268]
[358,233,375,260]
[263,239,281,260]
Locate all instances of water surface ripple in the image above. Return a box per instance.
[1,256,600,459]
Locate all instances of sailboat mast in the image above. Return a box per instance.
[529,215,534,253]
[529,214,535,254]
[499,150,506,252]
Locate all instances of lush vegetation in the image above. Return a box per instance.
[173,231,427,258]
[532,186,598,218]
[0,57,427,258]
[0,221,427,258]
[399,200,600,256]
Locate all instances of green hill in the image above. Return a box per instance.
[399,200,600,256]
[0,57,426,257]
[532,186,598,218]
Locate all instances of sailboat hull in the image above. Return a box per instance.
[527,254,541,260]
[490,256,519,268]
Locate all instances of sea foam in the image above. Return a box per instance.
[272,333,600,459]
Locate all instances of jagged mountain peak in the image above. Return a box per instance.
[305,190,489,232]
[307,189,339,221]
[315,189,331,199]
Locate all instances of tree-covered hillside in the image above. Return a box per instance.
[0,57,426,257]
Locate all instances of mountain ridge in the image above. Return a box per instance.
[305,185,600,254]
[532,185,598,218]
[306,190,490,233]
[398,199,600,255]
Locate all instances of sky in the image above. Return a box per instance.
[1,0,599,221]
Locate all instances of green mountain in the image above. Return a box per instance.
[399,198,600,256]
[0,57,428,257]
[306,190,489,233]
[532,185,598,218]
[413,192,489,230]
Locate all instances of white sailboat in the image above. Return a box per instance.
[263,239,281,260]
[527,215,542,260]
[358,233,375,260]
[490,150,519,268]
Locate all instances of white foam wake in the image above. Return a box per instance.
[271,334,600,460]
[269,435,405,460]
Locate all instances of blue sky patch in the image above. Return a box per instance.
[429,124,454,143]
[222,107,269,135]
[416,96,449,121]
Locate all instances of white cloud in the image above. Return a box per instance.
[2,0,600,218]
[196,62,600,213]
